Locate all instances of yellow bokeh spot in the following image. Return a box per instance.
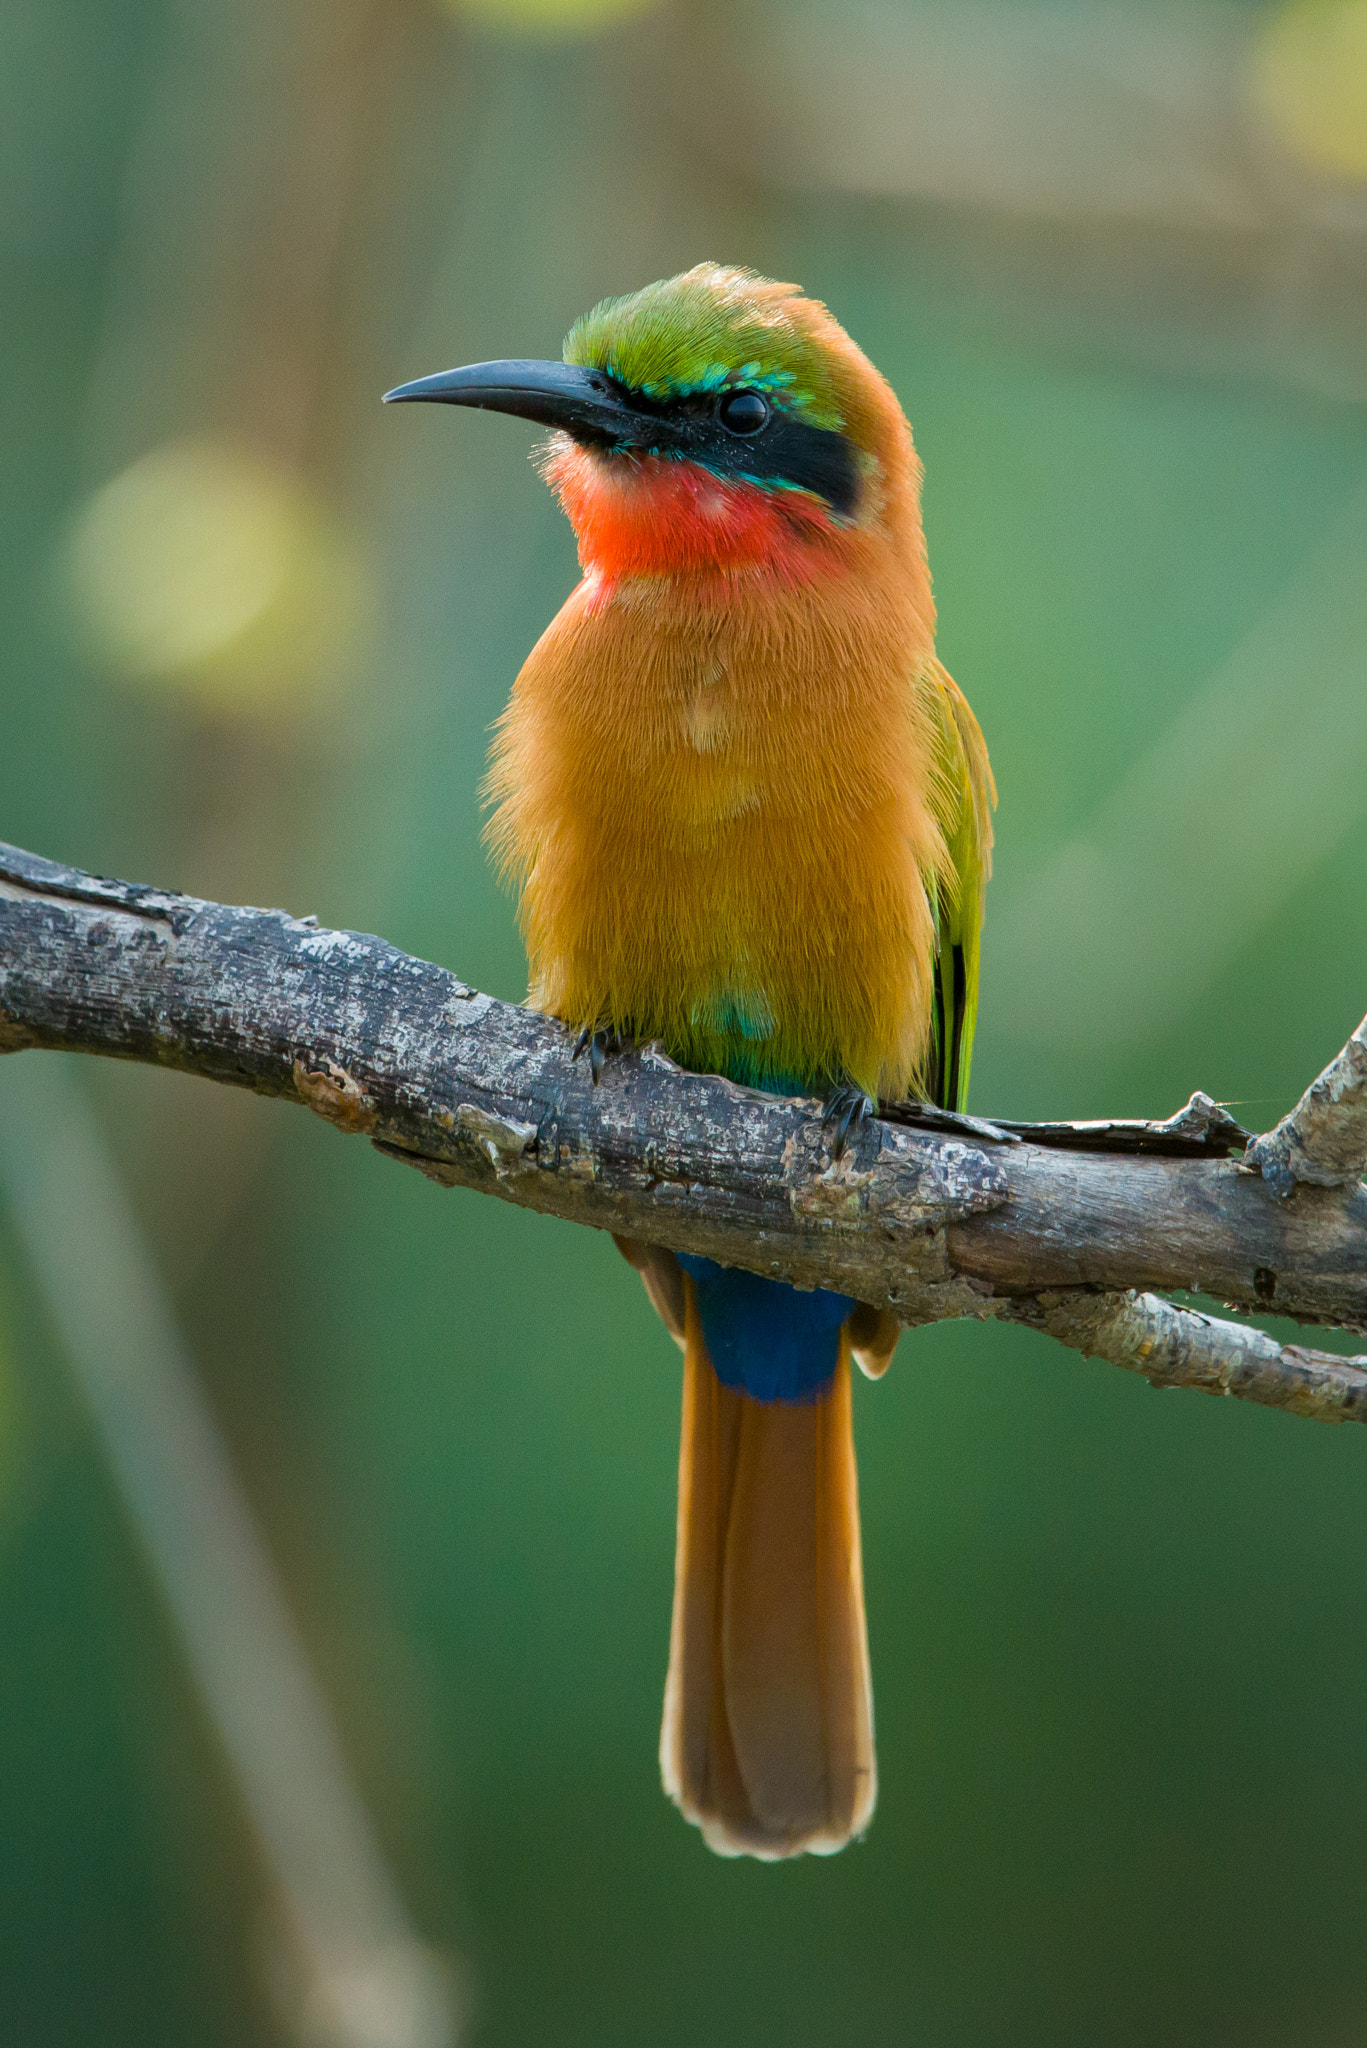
[443,0,658,36]
[65,438,368,716]
[1249,0,1367,182]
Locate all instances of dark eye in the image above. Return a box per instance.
[718,388,769,436]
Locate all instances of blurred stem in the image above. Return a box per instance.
[0,1057,461,2048]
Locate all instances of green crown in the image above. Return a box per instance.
[564,264,846,434]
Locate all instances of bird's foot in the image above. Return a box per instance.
[822,1082,877,1160]
[572,1025,626,1086]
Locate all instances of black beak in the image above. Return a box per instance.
[382,358,678,453]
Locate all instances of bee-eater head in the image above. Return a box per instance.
[385,263,922,581]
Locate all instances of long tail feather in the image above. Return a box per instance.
[660,1278,876,1857]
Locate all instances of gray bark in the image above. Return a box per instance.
[2,841,1363,1422]
[1246,1015,1367,1196]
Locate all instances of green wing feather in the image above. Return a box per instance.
[922,661,995,1113]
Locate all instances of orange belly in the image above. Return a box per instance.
[485,560,948,1099]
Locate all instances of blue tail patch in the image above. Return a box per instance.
[676,1254,854,1405]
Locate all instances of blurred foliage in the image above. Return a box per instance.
[1,1,1366,2044]
[1252,0,1367,181]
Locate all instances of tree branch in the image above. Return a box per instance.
[1007,1290,1367,1424]
[2,842,1363,1422]
[1246,1014,1367,1196]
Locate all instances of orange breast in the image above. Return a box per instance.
[485,475,948,1100]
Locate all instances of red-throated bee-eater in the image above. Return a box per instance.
[386,264,994,1859]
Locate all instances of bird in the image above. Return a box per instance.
[385,263,994,1859]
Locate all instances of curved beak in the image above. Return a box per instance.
[382,358,674,452]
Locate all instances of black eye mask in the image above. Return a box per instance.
[384,359,862,517]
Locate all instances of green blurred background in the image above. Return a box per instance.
[2,0,1367,2041]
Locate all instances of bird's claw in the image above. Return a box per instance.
[572,1025,623,1086]
[822,1082,877,1160]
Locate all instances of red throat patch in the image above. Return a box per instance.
[545,442,846,586]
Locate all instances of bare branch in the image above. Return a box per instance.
[3,841,1365,1427]
[1245,1014,1367,1197]
[1007,1291,1367,1424]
